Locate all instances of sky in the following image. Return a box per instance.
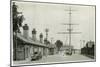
[12,1,95,49]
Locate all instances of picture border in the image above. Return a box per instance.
[10,0,96,66]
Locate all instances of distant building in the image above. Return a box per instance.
[59,45,80,55]
[81,40,95,59]
[86,40,95,48]
[59,45,73,55]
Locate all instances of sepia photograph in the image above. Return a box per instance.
[11,0,96,66]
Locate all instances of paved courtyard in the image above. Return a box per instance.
[13,54,94,66]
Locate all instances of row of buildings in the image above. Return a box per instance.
[13,24,57,61]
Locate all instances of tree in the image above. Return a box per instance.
[12,2,24,60]
[55,40,63,51]
[12,2,24,33]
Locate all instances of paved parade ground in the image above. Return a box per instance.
[13,54,95,66]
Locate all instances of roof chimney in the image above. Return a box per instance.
[32,28,37,41]
[23,24,29,39]
[39,33,43,43]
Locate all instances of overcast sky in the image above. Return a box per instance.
[13,1,95,49]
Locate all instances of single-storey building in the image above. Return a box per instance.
[13,24,56,61]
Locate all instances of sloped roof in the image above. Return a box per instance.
[16,33,55,48]
[16,33,48,47]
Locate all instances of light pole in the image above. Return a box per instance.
[45,28,49,57]
[83,40,85,47]
[45,28,49,42]
[80,40,82,49]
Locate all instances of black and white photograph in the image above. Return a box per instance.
[11,0,96,66]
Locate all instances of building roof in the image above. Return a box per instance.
[16,33,55,48]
